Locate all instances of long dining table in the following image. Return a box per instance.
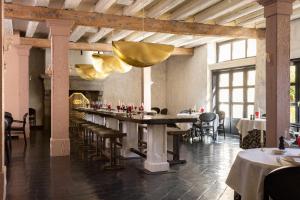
[74,107,198,173]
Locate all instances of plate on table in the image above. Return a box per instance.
[281,155,300,165]
[272,149,286,155]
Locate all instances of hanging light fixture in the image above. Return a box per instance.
[111,0,174,68]
[112,41,174,67]
[92,53,132,73]
[75,64,109,80]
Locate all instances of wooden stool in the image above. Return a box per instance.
[167,127,188,165]
[92,128,127,170]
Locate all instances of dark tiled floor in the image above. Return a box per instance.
[6,130,240,200]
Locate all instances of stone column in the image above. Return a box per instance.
[17,45,32,137]
[258,0,294,147]
[47,20,73,156]
[0,1,6,198]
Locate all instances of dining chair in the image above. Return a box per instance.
[29,108,36,127]
[160,108,168,115]
[151,107,160,114]
[217,111,225,138]
[193,112,217,140]
[4,112,13,164]
[11,113,28,145]
[264,166,300,200]
[240,129,266,149]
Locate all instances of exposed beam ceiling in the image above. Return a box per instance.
[194,0,256,23]
[170,0,221,20]
[19,37,194,56]
[88,28,113,43]
[143,33,174,43]
[147,0,185,18]
[71,0,116,42]
[215,3,262,25]
[125,0,185,41]
[4,3,265,38]
[25,0,50,38]
[105,0,155,42]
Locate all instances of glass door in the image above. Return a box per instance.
[213,67,256,135]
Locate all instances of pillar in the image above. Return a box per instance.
[258,0,294,146]
[47,20,73,156]
[17,45,31,137]
[0,1,6,198]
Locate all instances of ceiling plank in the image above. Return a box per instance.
[85,0,118,43]
[125,31,154,42]
[123,0,154,16]
[143,33,174,43]
[215,3,262,25]
[105,0,155,42]
[194,0,255,23]
[126,0,184,42]
[64,0,82,9]
[147,0,185,18]
[170,0,221,20]
[19,37,194,56]
[25,0,50,37]
[5,3,265,38]
[4,19,13,36]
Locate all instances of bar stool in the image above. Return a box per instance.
[167,127,188,165]
[92,127,127,170]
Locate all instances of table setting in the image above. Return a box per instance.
[226,132,300,200]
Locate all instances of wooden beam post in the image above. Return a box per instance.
[258,0,294,147]
[47,19,73,156]
[0,0,5,198]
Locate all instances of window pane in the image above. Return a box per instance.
[218,43,231,62]
[247,70,256,85]
[291,106,296,123]
[219,104,229,118]
[290,86,296,102]
[247,105,254,118]
[232,40,246,59]
[247,39,257,57]
[219,89,229,102]
[232,88,243,102]
[219,73,229,87]
[290,65,296,83]
[247,88,255,102]
[233,72,244,86]
[232,104,243,118]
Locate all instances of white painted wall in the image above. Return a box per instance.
[151,62,167,108]
[291,19,300,59]
[166,46,208,115]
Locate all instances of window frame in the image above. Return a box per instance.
[217,39,256,63]
[213,66,256,119]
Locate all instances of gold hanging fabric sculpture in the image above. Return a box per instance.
[75,64,109,80]
[92,54,132,73]
[112,41,174,67]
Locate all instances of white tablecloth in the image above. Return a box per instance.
[176,113,219,131]
[236,118,266,139]
[226,148,300,200]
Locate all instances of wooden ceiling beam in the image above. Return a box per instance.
[4,3,265,38]
[19,37,194,56]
